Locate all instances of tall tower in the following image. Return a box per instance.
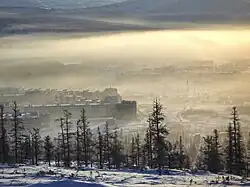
[184,80,190,111]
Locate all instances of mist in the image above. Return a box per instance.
[1,27,250,135]
[1,29,250,64]
[0,28,250,104]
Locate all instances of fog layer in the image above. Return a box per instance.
[1,28,250,134]
[0,29,250,104]
[1,29,250,63]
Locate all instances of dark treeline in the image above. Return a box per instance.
[197,106,248,176]
[0,100,249,176]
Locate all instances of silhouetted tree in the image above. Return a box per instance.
[178,136,185,169]
[76,120,81,167]
[0,105,8,163]
[199,129,222,173]
[79,109,93,167]
[236,120,245,174]
[86,128,94,167]
[171,136,186,169]
[227,107,246,175]
[130,136,136,167]
[44,135,54,167]
[31,128,42,165]
[200,135,214,171]
[10,101,24,163]
[149,99,168,175]
[97,127,104,169]
[141,143,147,169]
[166,141,173,168]
[184,155,191,169]
[54,137,61,167]
[226,122,233,173]
[64,110,72,167]
[232,107,239,173]
[111,128,124,169]
[123,135,130,168]
[143,120,153,168]
[135,132,141,168]
[57,117,66,166]
[213,129,223,172]
[246,133,250,176]
[20,135,31,163]
[104,122,112,169]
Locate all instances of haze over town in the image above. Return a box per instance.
[0,1,250,186]
[1,28,250,135]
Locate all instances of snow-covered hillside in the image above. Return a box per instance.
[85,0,250,14]
[0,0,40,8]
[1,0,250,22]
[82,0,250,22]
[0,164,248,186]
[2,0,250,14]
[0,0,128,9]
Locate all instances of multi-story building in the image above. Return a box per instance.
[0,88,137,130]
[22,100,137,120]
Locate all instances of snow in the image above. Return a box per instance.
[0,164,248,187]
[0,0,127,9]
[29,180,107,187]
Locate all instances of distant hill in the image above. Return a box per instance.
[83,0,250,22]
[163,0,250,14]
[0,0,40,8]
[83,0,177,14]
[2,0,250,22]
[0,0,127,9]
[1,0,250,33]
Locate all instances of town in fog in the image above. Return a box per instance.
[1,0,250,186]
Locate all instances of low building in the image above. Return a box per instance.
[21,100,137,120]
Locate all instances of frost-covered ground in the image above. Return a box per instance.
[0,164,248,187]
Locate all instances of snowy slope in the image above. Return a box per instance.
[163,0,250,15]
[84,0,250,21]
[0,164,247,187]
[0,0,40,8]
[1,0,250,22]
[41,0,127,9]
[83,0,177,14]
[0,0,128,9]
[2,0,250,14]
[87,0,250,14]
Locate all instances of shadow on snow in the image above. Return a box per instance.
[28,180,106,187]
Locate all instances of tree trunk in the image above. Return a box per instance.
[0,106,6,163]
